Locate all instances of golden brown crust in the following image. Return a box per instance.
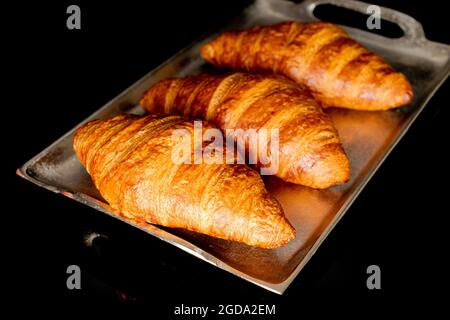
[200,21,413,111]
[74,114,295,248]
[140,73,350,188]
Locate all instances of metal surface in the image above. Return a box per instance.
[16,0,450,294]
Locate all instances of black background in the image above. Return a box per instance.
[5,0,449,316]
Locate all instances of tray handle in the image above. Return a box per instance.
[259,0,427,43]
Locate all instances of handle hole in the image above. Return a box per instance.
[313,4,404,38]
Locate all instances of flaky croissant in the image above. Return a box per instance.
[73,114,295,248]
[201,21,413,111]
[140,73,350,189]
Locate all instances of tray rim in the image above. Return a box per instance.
[16,0,450,295]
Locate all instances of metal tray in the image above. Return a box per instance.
[16,0,450,294]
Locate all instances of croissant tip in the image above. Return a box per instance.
[257,227,296,249]
[280,224,297,246]
[73,120,100,166]
[200,44,210,60]
[390,77,414,108]
[284,145,350,189]
[400,87,414,105]
[263,215,297,249]
[276,232,296,249]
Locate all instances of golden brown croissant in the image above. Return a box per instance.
[140,73,350,189]
[73,114,295,248]
[201,21,413,111]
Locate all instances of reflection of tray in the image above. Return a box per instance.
[16,0,450,294]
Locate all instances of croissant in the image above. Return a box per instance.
[140,73,350,189]
[73,114,295,248]
[201,21,413,111]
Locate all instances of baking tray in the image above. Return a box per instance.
[16,0,450,294]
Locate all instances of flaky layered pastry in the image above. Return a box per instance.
[140,73,350,188]
[74,114,295,248]
[201,21,413,111]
